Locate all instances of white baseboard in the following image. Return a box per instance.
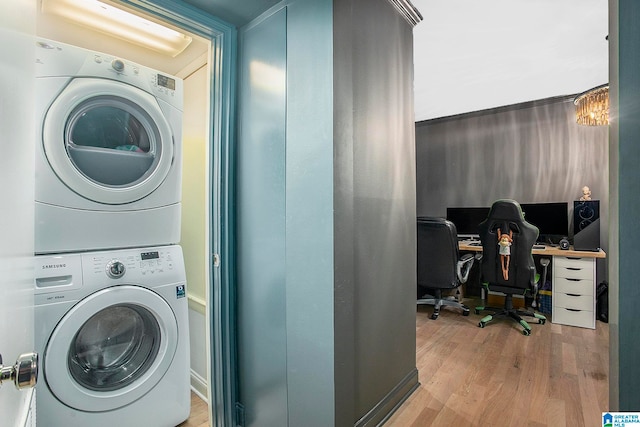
[190,369,208,402]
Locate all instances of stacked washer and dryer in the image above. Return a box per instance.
[33,39,191,426]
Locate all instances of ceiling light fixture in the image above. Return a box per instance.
[574,84,609,127]
[41,0,192,57]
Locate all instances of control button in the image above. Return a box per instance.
[111,59,125,72]
[94,55,102,64]
[106,260,125,278]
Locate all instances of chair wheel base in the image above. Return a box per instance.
[463,309,470,316]
[430,313,439,320]
[522,328,531,336]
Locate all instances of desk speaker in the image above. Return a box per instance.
[573,200,600,251]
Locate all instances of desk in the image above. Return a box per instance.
[458,240,606,329]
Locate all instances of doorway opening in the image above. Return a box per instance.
[35,0,237,425]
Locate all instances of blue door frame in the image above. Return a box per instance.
[116,1,237,425]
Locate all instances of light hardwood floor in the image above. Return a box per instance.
[178,392,210,427]
[180,298,609,426]
[386,299,609,426]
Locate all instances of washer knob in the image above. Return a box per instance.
[106,260,125,278]
[111,59,125,72]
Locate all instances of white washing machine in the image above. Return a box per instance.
[35,38,183,254]
[34,245,190,427]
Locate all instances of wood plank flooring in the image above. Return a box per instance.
[385,299,609,427]
[178,392,209,427]
[179,297,609,427]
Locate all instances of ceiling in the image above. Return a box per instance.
[181,0,281,27]
[411,0,609,121]
[183,0,609,122]
[37,0,608,121]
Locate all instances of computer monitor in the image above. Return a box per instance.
[519,202,569,244]
[446,207,490,238]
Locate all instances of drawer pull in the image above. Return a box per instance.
[566,278,581,282]
[566,293,581,297]
[567,267,582,271]
[565,308,582,312]
[567,257,583,260]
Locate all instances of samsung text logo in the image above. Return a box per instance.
[42,264,66,269]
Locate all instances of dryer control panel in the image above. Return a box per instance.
[35,38,183,111]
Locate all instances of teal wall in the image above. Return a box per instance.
[237,1,335,426]
[237,7,288,426]
[611,0,640,411]
[284,0,336,425]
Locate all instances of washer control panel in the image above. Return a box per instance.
[84,246,181,282]
[105,259,126,278]
[34,246,185,305]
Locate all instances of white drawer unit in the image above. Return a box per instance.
[552,256,596,329]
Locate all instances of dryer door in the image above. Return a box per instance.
[42,78,175,205]
[43,285,178,412]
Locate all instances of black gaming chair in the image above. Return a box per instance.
[474,200,547,335]
[417,217,479,319]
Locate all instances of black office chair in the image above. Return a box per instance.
[417,217,479,319]
[474,200,547,335]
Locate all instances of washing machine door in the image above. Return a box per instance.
[42,78,174,205]
[43,285,178,412]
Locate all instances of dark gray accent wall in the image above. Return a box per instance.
[610,0,640,411]
[333,0,418,425]
[416,97,609,281]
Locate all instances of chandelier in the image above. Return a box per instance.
[574,84,609,126]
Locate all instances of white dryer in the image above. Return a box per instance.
[35,38,183,254]
[34,245,190,426]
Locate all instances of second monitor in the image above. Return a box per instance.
[519,202,568,244]
[447,202,568,243]
[446,207,490,238]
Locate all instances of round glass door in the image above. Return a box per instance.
[43,78,175,205]
[68,304,161,392]
[65,97,160,187]
[44,286,178,412]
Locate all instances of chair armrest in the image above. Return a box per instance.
[457,253,476,284]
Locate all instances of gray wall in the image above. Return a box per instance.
[333,0,418,425]
[236,0,418,425]
[416,97,609,281]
